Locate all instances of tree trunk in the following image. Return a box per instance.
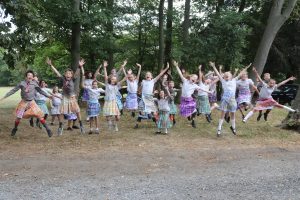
[164,0,173,68]
[181,0,191,67]
[238,0,246,13]
[282,87,300,132]
[71,0,81,97]
[107,0,114,68]
[216,0,224,13]
[252,0,298,77]
[158,0,165,70]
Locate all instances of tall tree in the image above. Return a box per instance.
[181,0,191,67]
[71,0,81,96]
[158,0,165,69]
[252,0,298,76]
[164,0,173,67]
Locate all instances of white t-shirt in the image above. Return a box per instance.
[259,82,276,99]
[127,80,138,93]
[198,82,210,97]
[236,79,254,92]
[221,78,237,94]
[87,87,105,101]
[105,84,120,101]
[142,80,155,95]
[181,79,201,98]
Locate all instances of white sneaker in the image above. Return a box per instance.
[115,124,119,132]
[95,128,100,134]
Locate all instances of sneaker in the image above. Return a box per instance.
[217,130,221,137]
[230,126,237,135]
[208,114,213,121]
[263,113,268,121]
[57,127,63,136]
[134,124,139,129]
[80,126,85,134]
[46,128,53,137]
[29,119,34,127]
[205,115,211,123]
[72,125,79,129]
[257,113,262,121]
[155,131,162,134]
[242,119,246,123]
[67,127,73,131]
[95,129,100,134]
[115,125,119,132]
[88,130,93,135]
[11,128,18,136]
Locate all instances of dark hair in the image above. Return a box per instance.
[85,71,93,79]
[25,70,34,77]
[39,80,46,87]
[92,80,98,85]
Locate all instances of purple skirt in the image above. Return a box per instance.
[125,93,138,110]
[208,92,217,103]
[180,97,196,118]
[82,89,89,101]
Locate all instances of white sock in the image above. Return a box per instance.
[218,119,224,130]
[282,105,296,112]
[231,119,236,129]
[243,111,254,121]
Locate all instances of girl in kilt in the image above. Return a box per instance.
[167,81,179,126]
[102,61,127,132]
[122,63,142,117]
[0,70,53,137]
[210,61,251,137]
[155,88,173,134]
[243,68,296,123]
[173,61,211,128]
[81,66,105,134]
[50,86,62,125]
[47,57,85,135]
[134,63,169,129]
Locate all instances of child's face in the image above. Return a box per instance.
[169,82,174,88]
[65,71,73,80]
[189,75,198,84]
[111,76,117,84]
[145,72,152,80]
[87,72,93,79]
[264,73,270,81]
[111,69,116,75]
[223,72,232,81]
[92,81,98,89]
[53,87,58,93]
[33,76,39,82]
[268,80,276,87]
[205,79,211,85]
[26,73,34,81]
[241,73,248,80]
[40,81,46,88]
[159,90,165,98]
[128,74,135,81]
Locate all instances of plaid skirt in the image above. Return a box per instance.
[254,98,278,111]
[139,95,158,114]
[208,92,217,103]
[60,96,80,115]
[219,97,237,112]
[169,102,177,115]
[15,100,44,119]
[196,95,211,114]
[180,97,196,117]
[64,113,77,120]
[157,111,172,129]
[87,100,101,117]
[82,89,90,102]
[51,105,61,115]
[36,100,49,115]
[125,93,138,110]
[103,100,120,116]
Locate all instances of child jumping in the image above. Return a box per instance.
[50,86,62,125]
[0,70,53,137]
[155,88,173,134]
[242,68,296,122]
[47,57,85,135]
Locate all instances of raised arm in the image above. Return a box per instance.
[173,61,185,82]
[94,64,102,80]
[198,65,203,83]
[153,62,170,83]
[277,76,296,88]
[219,65,223,75]
[46,58,62,78]
[233,68,239,78]
[80,65,85,88]
[103,60,108,83]
[209,61,222,80]
[252,67,264,83]
[136,63,142,81]
[74,58,85,79]
[117,59,127,76]
[235,63,252,79]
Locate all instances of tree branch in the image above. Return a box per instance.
[282,0,298,18]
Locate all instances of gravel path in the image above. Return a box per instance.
[1,146,300,200]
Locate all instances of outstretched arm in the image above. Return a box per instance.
[252,67,264,83]
[277,76,296,88]
[0,84,21,101]
[46,58,62,78]
[103,60,109,83]
[173,61,185,82]
[136,63,142,81]
[117,59,127,76]
[153,62,170,83]
[209,61,222,80]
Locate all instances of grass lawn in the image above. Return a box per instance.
[0,87,21,109]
